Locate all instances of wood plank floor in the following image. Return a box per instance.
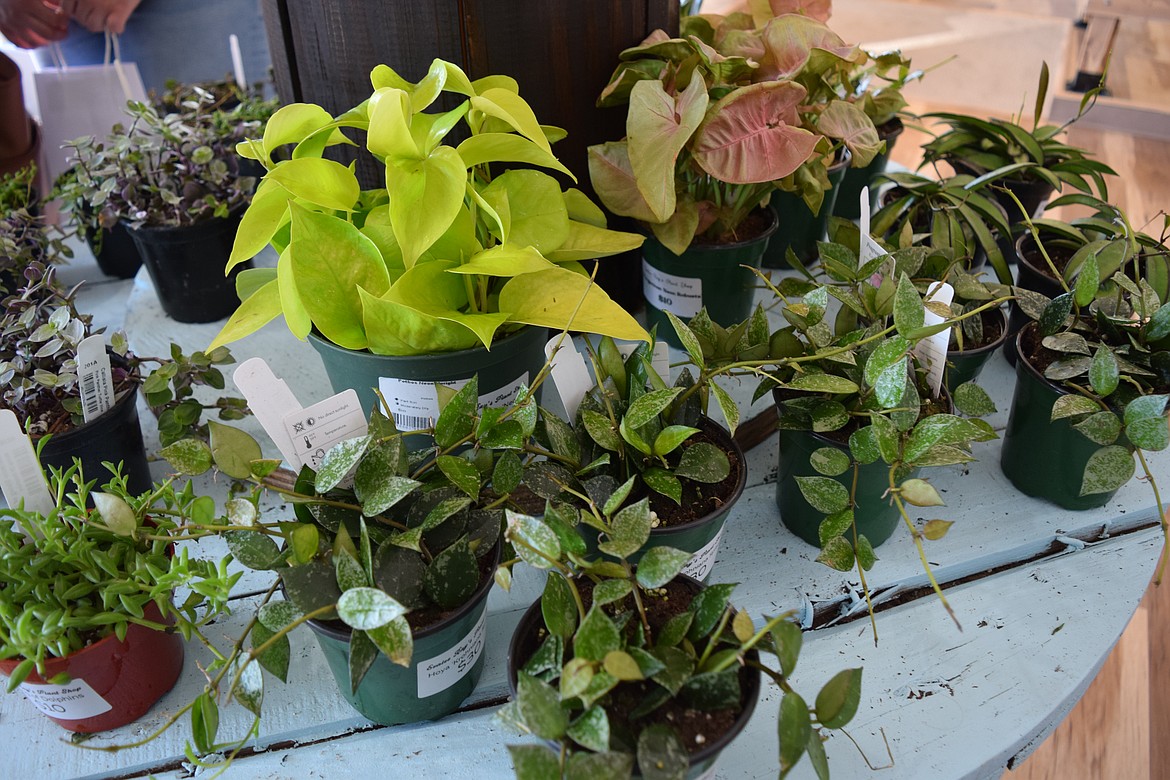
[702,0,1170,776]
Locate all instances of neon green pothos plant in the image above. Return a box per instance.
[210,59,647,356]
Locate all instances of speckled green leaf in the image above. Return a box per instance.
[577,670,619,709]
[1146,302,1170,341]
[250,622,290,683]
[560,657,594,699]
[209,421,263,480]
[656,612,693,649]
[687,583,736,642]
[811,447,850,477]
[810,400,849,433]
[423,537,479,609]
[796,476,850,514]
[711,382,740,436]
[566,751,634,780]
[873,357,909,409]
[862,336,910,388]
[653,425,698,457]
[675,441,730,483]
[893,273,925,337]
[367,615,413,667]
[642,467,682,505]
[637,724,689,780]
[770,618,803,677]
[856,534,877,570]
[337,587,407,630]
[507,745,560,780]
[1045,356,1092,381]
[636,546,691,589]
[592,578,633,606]
[816,667,863,729]
[1080,445,1135,495]
[1089,345,1119,397]
[335,550,368,590]
[600,498,653,558]
[818,509,854,545]
[316,435,372,492]
[680,668,740,709]
[847,427,880,465]
[492,450,523,494]
[626,388,685,429]
[161,438,213,475]
[506,511,562,569]
[1042,332,1090,355]
[568,706,611,753]
[575,605,620,662]
[1051,394,1099,420]
[224,530,281,570]
[784,373,860,394]
[1039,292,1074,337]
[517,672,569,740]
[434,377,478,450]
[1072,411,1122,445]
[436,455,481,499]
[816,536,855,571]
[650,645,694,695]
[348,628,377,692]
[1073,252,1100,308]
[541,572,578,638]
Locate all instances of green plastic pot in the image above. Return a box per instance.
[945,306,1009,392]
[833,118,904,220]
[1000,324,1119,510]
[582,417,746,583]
[307,326,548,442]
[506,573,760,778]
[642,210,777,348]
[305,544,499,726]
[776,425,915,549]
[763,149,852,268]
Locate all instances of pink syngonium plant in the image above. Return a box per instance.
[588,7,879,255]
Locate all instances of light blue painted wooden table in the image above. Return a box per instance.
[3,247,1165,780]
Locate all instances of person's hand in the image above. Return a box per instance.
[60,0,140,35]
[0,0,69,48]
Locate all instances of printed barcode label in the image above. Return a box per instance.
[378,373,531,433]
[76,335,115,423]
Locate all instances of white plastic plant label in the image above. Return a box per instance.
[914,281,955,397]
[76,335,115,423]
[19,677,112,719]
[282,389,368,471]
[234,358,305,469]
[0,409,54,518]
[680,526,726,582]
[615,340,671,382]
[417,609,487,698]
[858,185,887,277]
[642,259,702,318]
[378,373,530,433]
[545,335,592,421]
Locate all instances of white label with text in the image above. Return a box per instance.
[282,389,369,472]
[378,373,530,433]
[681,526,726,582]
[417,609,487,698]
[643,259,702,318]
[19,678,112,719]
[77,335,115,423]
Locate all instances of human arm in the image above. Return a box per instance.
[0,0,68,48]
[60,0,140,35]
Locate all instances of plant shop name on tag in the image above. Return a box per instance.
[681,526,725,582]
[19,677,112,719]
[76,335,115,423]
[378,374,529,433]
[282,390,368,471]
[417,610,486,698]
[642,260,702,318]
[0,409,54,518]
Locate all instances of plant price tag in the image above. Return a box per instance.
[914,281,955,397]
[642,260,702,318]
[680,526,726,582]
[233,358,304,469]
[417,609,486,698]
[76,335,115,423]
[0,409,54,518]
[377,374,530,433]
[19,677,112,719]
[282,389,368,472]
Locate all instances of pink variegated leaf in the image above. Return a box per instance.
[587,141,657,223]
[817,101,881,167]
[756,14,860,81]
[750,0,832,25]
[691,81,819,184]
[628,78,709,222]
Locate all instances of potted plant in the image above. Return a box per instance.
[0,263,249,493]
[1,191,69,301]
[208,59,646,426]
[526,334,746,582]
[497,492,863,779]
[0,461,237,733]
[1000,204,1170,531]
[920,63,1115,223]
[149,374,550,752]
[55,95,263,318]
[588,8,880,341]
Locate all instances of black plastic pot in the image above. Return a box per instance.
[507,572,760,778]
[37,385,152,496]
[127,212,249,323]
[86,221,144,280]
[833,117,904,220]
[945,306,1009,392]
[763,149,852,268]
[642,210,777,348]
[950,159,1054,223]
[1000,323,1119,510]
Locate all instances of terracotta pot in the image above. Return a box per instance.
[0,601,184,733]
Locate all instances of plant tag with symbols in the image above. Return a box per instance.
[76,335,115,423]
[234,358,304,469]
[282,389,368,472]
[0,410,54,519]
